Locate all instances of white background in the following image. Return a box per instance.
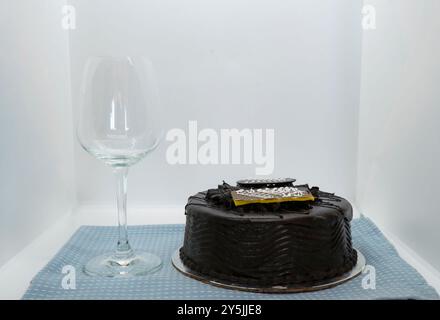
[357,0,440,271]
[0,0,75,267]
[68,0,361,206]
[1,0,439,296]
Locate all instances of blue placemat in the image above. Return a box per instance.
[22,216,439,300]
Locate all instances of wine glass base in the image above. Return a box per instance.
[84,251,162,277]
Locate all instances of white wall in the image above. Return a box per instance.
[357,0,440,270]
[0,1,75,266]
[68,0,362,206]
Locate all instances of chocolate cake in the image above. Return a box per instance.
[180,180,358,287]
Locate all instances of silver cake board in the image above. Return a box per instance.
[171,248,366,293]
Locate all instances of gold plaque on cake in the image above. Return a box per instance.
[231,186,314,206]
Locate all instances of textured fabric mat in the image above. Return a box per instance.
[23,216,439,300]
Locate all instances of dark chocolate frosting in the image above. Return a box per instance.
[181,183,357,287]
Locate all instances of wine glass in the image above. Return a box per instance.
[77,56,162,277]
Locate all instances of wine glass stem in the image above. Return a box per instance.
[114,167,133,259]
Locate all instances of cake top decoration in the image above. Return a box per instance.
[231,186,314,206]
[236,178,296,188]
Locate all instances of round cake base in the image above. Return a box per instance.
[171,248,366,293]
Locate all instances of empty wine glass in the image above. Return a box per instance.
[77,56,162,277]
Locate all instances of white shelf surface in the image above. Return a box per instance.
[0,204,439,299]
